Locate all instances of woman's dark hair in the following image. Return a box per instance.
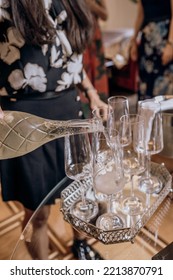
[10,0,94,53]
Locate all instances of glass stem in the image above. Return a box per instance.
[107,195,112,213]
[130,175,135,197]
[145,153,151,178]
[146,193,151,209]
[80,181,88,210]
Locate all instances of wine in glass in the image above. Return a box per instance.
[64,133,98,222]
[119,114,146,216]
[92,128,125,230]
[138,100,164,194]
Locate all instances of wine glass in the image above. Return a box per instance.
[92,106,123,201]
[64,133,98,222]
[92,127,125,230]
[92,106,114,132]
[138,100,164,194]
[119,114,146,216]
[108,96,129,131]
[107,96,130,183]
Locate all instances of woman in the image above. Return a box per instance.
[0,0,107,259]
[80,0,109,118]
[130,0,173,100]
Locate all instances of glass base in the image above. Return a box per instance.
[70,199,98,222]
[138,175,163,194]
[121,195,144,216]
[96,213,124,230]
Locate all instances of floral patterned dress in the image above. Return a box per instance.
[138,0,173,100]
[0,0,83,96]
[0,0,84,210]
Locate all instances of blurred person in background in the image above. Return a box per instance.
[80,0,109,118]
[130,0,173,100]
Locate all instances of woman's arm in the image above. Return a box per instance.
[131,0,144,41]
[162,0,173,65]
[77,70,108,112]
[85,0,108,21]
[130,0,144,61]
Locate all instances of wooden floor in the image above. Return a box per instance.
[0,190,98,260]
[0,193,24,260]
[0,192,74,260]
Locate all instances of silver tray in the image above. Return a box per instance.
[61,162,172,245]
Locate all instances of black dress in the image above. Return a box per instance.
[138,0,173,100]
[0,0,84,210]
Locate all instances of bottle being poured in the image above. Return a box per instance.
[0,111,103,160]
[138,95,173,112]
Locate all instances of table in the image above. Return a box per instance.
[10,175,173,260]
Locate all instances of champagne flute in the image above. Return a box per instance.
[138,100,164,194]
[92,106,121,201]
[92,106,114,134]
[92,106,124,205]
[92,127,125,230]
[108,96,129,131]
[119,114,146,216]
[64,133,98,222]
[108,96,130,183]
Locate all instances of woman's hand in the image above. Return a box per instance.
[79,69,108,116]
[88,89,108,110]
[86,88,108,118]
[162,43,173,65]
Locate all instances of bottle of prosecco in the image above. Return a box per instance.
[0,111,103,159]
